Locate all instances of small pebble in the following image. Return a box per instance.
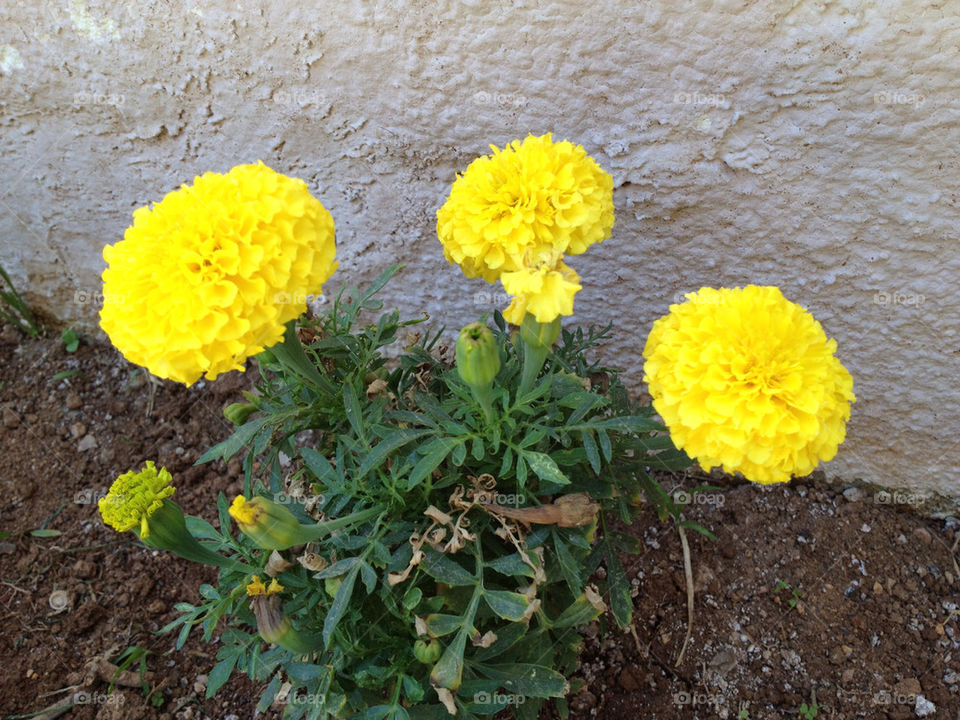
[860,523,871,533]
[2,406,20,428]
[915,695,936,716]
[65,392,82,410]
[77,434,98,452]
[913,527,932,545]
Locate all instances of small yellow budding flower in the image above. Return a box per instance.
[246,575,284,596]
[99,461,175,538]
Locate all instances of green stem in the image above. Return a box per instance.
[140,502,252,572]
[300,505,384,543]
[518,341,549,398]
[472,382,495,425]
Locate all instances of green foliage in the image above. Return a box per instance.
[0,265,41,338]
[169,267,691,718]
[61,327,79,352]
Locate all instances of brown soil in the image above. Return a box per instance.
[1,326,958,720]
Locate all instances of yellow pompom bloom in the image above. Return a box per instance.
[100,162,337,386]
[436,133,614,284]
[643,287,855,484]
[501,257,582,325]
[99,461,176,537]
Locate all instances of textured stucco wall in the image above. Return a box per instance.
[1,1,958,498]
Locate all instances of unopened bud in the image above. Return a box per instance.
[456,322,500,388]
[223,402,256,425]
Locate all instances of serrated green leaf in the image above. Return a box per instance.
[343,383,366,443]
[486,553,535,578]
[429,627,468,690]
[552,593,604,629]
[323,564,359,648]
[522,451,569,486]
[590,415,664,434]
[475,663,567,698]
[581,429,601,474]
[483,590,530,621]
[423,613,463,637]
[597,429,612,461]
[421,548,475,586]
[552,531,582,596]
[286,662,327,682]
[301,447,337,482]
[358,429,432,480]
[256,673,283,713]
[606,544,633,627]
[408,437,463,490]
[205,653,238,698]
[196,417,269,464]
[360,560,377,593]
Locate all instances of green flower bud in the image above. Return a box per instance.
[520,314,561,349]
[413,638,442,664]
[456,322,500,388]
[223,402,256,425]
[229,495,383,551]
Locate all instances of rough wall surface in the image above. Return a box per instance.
[1,0,957,496]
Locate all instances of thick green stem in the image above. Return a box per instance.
[518,341,549,398]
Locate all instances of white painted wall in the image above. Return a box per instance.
[1,0,958,497]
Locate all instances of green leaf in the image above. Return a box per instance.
[29,529,62,538]
[205,652,239,698]
[606,544,633,627]
[429,627,468,690]
[590,415,664,434]
[268,322,331,391]
[301,447,337,482]
[360,560,377,594]
[358,429,432,480]
[423,613,463,637]
[680,521,718,541]
[475,663,567,698]
[401,674,425,703]
[343,384,366,444]
[196,417,269,464]
[408,437,463,490]
[256,673,283,713]
[421,548,476,587]
[483,590,530,621]
[323,564,359,648]
[597,429,612,461]
[313,557,361,579]
[581,430,601,474]
[551,531,582,596]
[286,662,327,682]
[552,593,604,629]
[486,553,535,578]
[521,451,570,486]
[402,587,422,610]
[473,622,527,662]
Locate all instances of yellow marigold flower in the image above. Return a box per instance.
[436,133,614,284]
[98,461,175,537]
[100,162,337,386]
[501,256,582,325]
[643,286,855,484]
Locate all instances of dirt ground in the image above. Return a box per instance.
[1,326,958,720]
